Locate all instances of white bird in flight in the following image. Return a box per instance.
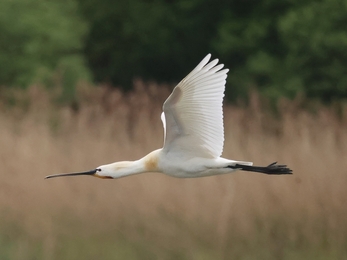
[45,54,292,180]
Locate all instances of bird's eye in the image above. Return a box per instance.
[96,168,101,172]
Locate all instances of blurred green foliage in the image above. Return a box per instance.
[1,0,347,102]
[78,0,223,87]
[215,0,347,102]
[78,0,347,102]
[0,0,90,89]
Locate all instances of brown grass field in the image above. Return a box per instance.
[0,82,346,259]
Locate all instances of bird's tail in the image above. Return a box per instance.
[228,162,292,175]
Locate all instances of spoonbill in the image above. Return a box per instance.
[45,54,292,180]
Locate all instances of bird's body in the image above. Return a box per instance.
[99,148,252,179]
[46,54,292,180]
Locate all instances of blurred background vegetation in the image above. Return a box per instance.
[1,0,347,102]
[1,0,347,259]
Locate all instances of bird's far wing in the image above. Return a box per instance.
[160,112,167,143]
[162,54,228,159]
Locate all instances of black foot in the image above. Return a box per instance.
[228,162,293,175]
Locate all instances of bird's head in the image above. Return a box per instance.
[94,166,115,179]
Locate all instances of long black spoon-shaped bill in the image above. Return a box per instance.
[45,169,98,179]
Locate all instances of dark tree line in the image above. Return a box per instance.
[1,0,347,102]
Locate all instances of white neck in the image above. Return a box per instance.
[97,149,161,179]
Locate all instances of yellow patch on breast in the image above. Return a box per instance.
[144,153,159,172]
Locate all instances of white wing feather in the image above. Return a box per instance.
[162,54,228,159]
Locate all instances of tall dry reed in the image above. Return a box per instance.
[0,82,346,257]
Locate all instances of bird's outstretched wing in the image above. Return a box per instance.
[161,54,228,159]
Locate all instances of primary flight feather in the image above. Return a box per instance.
[45,54,292,180]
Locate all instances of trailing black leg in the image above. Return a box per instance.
[228,162,292,175]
